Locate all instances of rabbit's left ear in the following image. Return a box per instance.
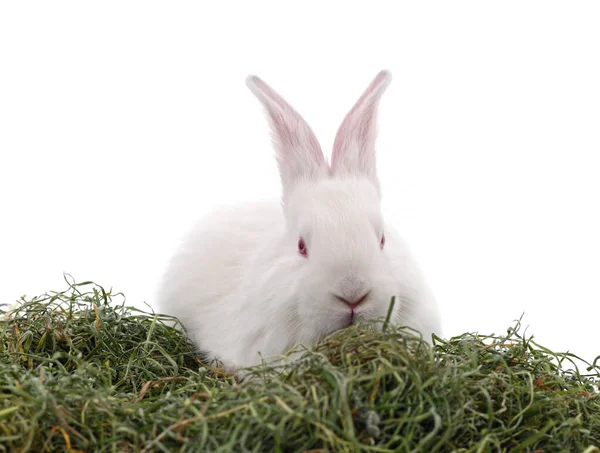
[247,75,328,201]
[330,70,391,192]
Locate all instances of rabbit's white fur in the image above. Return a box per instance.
[156,71,441,372]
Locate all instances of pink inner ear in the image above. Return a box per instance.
[330,70,391,174]
[246,75,328,194]
[267,104,325,165]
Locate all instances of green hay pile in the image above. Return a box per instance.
[1,279,599,452]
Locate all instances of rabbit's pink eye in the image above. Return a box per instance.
[298,237,308,257]
[380,233,385,249]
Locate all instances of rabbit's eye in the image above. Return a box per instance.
[298,237,308,258]
[380,233,385,249]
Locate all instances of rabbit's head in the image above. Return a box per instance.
[247,71,413,339]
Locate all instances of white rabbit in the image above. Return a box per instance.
[156,70,441,372]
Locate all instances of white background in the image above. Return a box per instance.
[1,2,598,364]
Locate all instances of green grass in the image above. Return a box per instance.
[1,277,599,452]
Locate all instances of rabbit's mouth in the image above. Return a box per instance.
[344,310,357,328]
[325,313,355,334]
[342,320,354,329]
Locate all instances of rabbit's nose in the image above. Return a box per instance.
[335,291,371,309]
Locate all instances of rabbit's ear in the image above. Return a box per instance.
[247,75,328,199]
[330,70,391,192]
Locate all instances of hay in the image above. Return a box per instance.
[1,277,599,452]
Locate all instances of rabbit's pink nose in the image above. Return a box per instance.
[335,291,370,309]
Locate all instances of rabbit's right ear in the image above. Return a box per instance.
[247,75,328,200]
[330,70,392,194]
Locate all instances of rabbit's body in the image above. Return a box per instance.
[157,71,441,372]
[158,201,285,369]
